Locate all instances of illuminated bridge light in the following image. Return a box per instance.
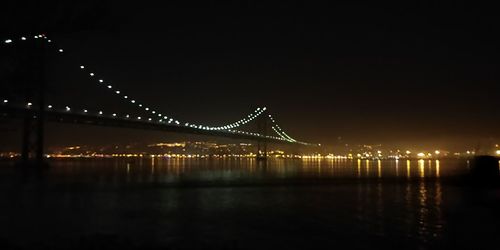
[27,102,33,107]
[99,79,104,83]
[138,104,142,107]
[83,109,88,113]
[98,111,103,115]
[47,105,52,109]
[145,108,149,111]
[4,39,12,44]
[2,99,8,104]
[112,113,117,117]
[47,40,51,43]
[58,49,64,53]
[80,65,85,69]
[21,37,26,40]
[148,118,152,121]
[89,73,94,76]
[137,117,141,120]
[107,85,112,89]
[124,96,128,99]
[34,35,39,39]
[115,91,120,94]
[125,115,130,118]
[131,100,135,103]
[65,106,71,111]
[151,111,156,114]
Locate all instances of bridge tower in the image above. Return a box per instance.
[256,115,268,160]
[19,39,47,167]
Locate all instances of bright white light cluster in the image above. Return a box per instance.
[268,114,299,143]
[185,107,267,131]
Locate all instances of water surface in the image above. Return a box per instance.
[0,158,498,249]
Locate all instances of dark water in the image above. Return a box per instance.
[0,158,499,249]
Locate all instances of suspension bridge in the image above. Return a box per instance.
[1,34,315,165]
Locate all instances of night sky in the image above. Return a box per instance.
[1,1,499,151]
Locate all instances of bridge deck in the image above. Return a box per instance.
[0,106,295,144]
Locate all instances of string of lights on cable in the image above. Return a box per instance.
[2,34,304,142]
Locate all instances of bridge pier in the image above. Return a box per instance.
[256,140,268,160]
[21,110,45,167]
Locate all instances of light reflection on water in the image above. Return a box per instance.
[0,158,491,249]
[40,158,466,185]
